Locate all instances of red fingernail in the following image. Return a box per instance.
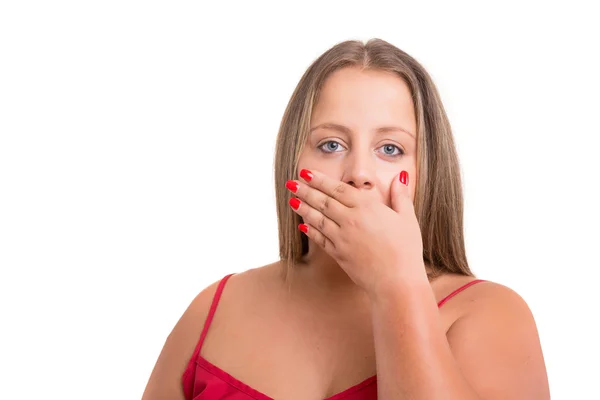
[300,169,313,182]
[399,170,408,186]
[298,224,308,234]
[285,180,298,193]
[289,198,301,210]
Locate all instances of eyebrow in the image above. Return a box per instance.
[309,123,415,139]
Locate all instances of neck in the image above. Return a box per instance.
[288,243,362,296]
[284,243,435,296]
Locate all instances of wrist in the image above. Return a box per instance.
[367,265,431,304]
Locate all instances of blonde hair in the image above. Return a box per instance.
[273,38,473,281]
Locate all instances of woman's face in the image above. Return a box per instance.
[298,67,418,207]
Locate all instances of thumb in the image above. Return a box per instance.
[391,170,410,213]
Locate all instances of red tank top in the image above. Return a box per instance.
[182,274,485,399]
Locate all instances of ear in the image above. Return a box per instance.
[390,170,410,213]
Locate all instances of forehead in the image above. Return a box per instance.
[311,67,416,133]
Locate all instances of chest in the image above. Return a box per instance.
[197,278,461,400]
[200,297,380,399]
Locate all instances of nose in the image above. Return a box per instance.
[342,151,375,190]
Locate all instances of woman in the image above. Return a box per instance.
[142,38,550,399]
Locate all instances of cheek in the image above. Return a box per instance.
[297,150,343,178]
[296,150,311,174]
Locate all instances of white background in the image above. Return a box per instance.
[1,1,598,399]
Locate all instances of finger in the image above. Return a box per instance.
[289,197,340,240]
[286,179,346,224]
[298,223,336,254]
[299,168,358,208]
[390,170,411,213]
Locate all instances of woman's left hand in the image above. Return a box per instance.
[286,168,427,296]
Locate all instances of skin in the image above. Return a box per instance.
[292,66,421,294]
[142,67,550,399]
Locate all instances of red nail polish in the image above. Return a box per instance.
[285,180,298,193]
[300,169,313,182]
[289,198,301,210]
[298,224,308,234]
[399,170,408,186]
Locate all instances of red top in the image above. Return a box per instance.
[182,274,485,400]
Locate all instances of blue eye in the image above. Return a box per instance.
[318,141,404,157]
[378,144,404,157]
[318,140,346,153]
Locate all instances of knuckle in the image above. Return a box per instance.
[332,183,346,197]
[318,196,330,212]
[347,215,359,228]
[318,215,326,231]
[339,234,350,245]
[320,235,328,249]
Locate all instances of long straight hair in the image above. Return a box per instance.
[273,38,473,281]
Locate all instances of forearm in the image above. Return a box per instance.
[369,276,480,400]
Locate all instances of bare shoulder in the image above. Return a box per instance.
[141,275,223,399]
[444,279,550,399]
[221,261,283,298]
[444,278,537,325]
[141,262,279,400]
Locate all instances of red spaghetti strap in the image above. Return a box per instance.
[437,279,486,308]
[189,273,235,362]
